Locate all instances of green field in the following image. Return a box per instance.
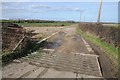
[0,20,76,27]
[17,22,74,27]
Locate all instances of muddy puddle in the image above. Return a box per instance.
[39,31,65,49]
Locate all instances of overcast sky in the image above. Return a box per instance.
[1,1,118,22]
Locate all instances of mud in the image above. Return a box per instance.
[2,22,26,52]
[2,25,117,78]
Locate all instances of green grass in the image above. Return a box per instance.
[0,19,75,27]
[17,22,73,27]
[76,27,118,66]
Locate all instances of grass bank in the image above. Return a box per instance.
[76,27,119,66]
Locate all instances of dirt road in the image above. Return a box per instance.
[2,25,107,79]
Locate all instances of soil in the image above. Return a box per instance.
[2,24,117,79]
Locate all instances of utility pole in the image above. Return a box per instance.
[80,10,84,23]
[80,11,82,22]
[97,0,102,23]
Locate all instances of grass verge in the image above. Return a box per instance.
[76,27,119,66]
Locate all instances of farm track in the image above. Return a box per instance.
[2,25,117,79]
